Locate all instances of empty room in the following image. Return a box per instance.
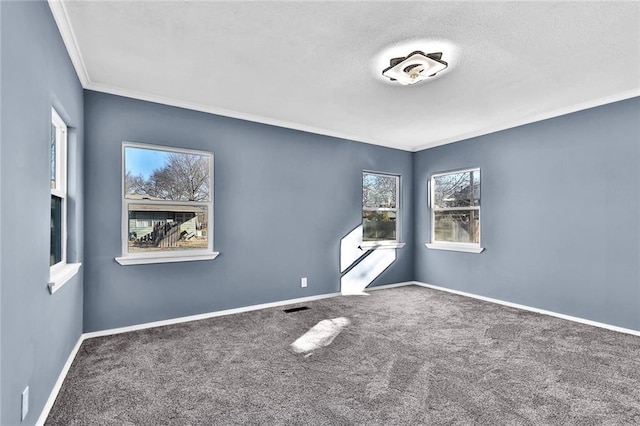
[1,0,639,424]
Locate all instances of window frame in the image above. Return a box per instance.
[50,108,68,272]
[49,108,81,294]
[360,171,404,249]
[426,167,484,253]
[115,141,219,265]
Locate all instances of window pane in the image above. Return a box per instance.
[50,124,56,189]
[125,147,211,202]
[363,210,397,241]
[434,210,479,244]
[433,170,480,208]
[51,195,62,266]
[128,204,208,253]
[471,170,480,205]
[363,173,397,209]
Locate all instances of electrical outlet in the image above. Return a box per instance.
[21,386,29,421]
[301,277,307,288]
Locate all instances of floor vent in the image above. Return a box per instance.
[283,306,310,313]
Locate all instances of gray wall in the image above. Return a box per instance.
[83,91,414,332]
[0,1,4,421]
[414,97,640,331]
[3,2,638,422]
[0,1,84,425]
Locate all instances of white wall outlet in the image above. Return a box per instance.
[21,386,29,421]
[301,277,307,288]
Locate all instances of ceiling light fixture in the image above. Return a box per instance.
[382,51,448,85]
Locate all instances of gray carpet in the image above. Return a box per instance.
[46,285,640,425]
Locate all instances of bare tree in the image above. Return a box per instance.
[363,174,397,208]
[126,153,210,201]
[432,171,480,242]
[433,172,478,208]
[125,170,146,196]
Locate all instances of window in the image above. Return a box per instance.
[49,108,80,293]
[427,168,483,253]
[50,109,67,268]
[362,172,404,248]
[116,142,218,265]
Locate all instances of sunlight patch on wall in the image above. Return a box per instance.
[340,249,396,295]
[340,225,365,273]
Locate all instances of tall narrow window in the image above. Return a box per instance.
[50,109,67,269]
[116,142,218,265]
[362,172,400,243]
[48,109,81,294]
[428,168,483,253]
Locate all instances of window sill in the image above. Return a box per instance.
[115,252,220,266]
[425,243,485,253]
[48,263,81,294]
[359,242,406,250]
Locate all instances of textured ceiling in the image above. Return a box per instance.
[50,1,640,151]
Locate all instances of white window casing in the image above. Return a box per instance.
[427,167,484,253]
[49,107,81,293]
[116,142,219,265]
[362,171,404,249]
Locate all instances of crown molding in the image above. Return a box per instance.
[46,0,639,153]
[411,89,640,152]
[48,0,91,87]
[84,80,414,151]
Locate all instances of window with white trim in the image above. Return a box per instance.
[116,142,218,265]
[50,109,67,269]
[49,108,81,293]
[429,168,482,251]
[362,172,400,243]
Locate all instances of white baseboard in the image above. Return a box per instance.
[413,281,640,337]
[39,280,638,424]
[83,292,342,339]
[342,281,415,296]
[366,281,416,291]
[37,283,415,423]
[38,290,343,423]
[36,335,84,426]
